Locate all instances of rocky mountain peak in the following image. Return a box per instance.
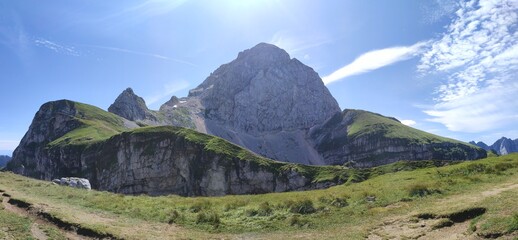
[235,42,291,66]
[159,95,180,112]
[189,43,341,134]
[108,88,156,122]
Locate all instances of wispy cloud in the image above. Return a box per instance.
[0,140,19,151]
[34,38,81,56]
[322,42,427,85]
[145,80,190,107]
[85,45,197,66]
[419,0,518,133]
[270,31,332,54]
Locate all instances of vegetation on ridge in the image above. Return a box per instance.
[48,101,129,147]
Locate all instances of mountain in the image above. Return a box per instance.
[311,109,485,167]
[6,43,486,196]
[106,43,484,166]
[6,100,347,196]
[471,137,518,155]
[0,155,11,168]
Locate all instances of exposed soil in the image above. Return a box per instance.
[367,182,518,240]
[2,194,93,240]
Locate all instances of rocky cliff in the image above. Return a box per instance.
[310,110,486,167]
[470,137,518,155]
[6,100,347,196]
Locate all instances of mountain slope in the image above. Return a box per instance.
[310,109,486,167]
[6,100,348,196]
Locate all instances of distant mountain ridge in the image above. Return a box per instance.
[470,137,518,155]
[0,155,11,168]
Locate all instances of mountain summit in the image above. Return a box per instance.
[190,42,340,133]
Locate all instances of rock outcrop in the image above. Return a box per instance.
[108,88,160,124]
[52,177,91,190]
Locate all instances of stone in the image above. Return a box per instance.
[52,177,91,190]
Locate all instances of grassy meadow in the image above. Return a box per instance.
[0,154,517,239]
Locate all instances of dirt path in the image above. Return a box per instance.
[367,181,518,240]
[2,194,90,240]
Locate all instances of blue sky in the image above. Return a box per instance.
[1,0,517,156]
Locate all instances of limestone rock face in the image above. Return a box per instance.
[191,43,340,133]
[52,177,91,190]
[108,88,158,123]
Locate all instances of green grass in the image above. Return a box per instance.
[48,101,129,147]
[0,198,34,239]
[1,154,517,239]
[345,109,478,146]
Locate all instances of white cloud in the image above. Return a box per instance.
[419,0,518,133]
[401,120,417,126]
[34,38,80,56]
[322,42,427,85]
[0,140,19,151]
[145,80,190,107]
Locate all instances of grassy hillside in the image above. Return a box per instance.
[48,101,129,147]
[1,154,517,239]
[347,109,472,145]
